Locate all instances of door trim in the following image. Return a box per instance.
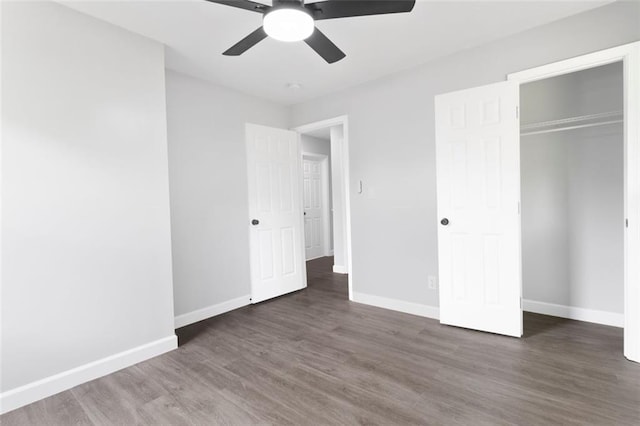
[293,116,353,300]
[508,41,640,363]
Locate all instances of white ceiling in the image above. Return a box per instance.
[60,0,613,105]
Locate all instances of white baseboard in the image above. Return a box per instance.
[0,335,177,415]
[523,299,623,328]
[350,295,621,328]
[352,292,440,320]
[333,265,348,274]
[174,295,250,329]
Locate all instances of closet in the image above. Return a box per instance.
[519,62,624,325]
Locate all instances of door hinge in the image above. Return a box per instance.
[626,218,629,228]
[518,201,521,214]
[516,106,519,119]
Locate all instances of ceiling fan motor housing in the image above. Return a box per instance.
[274,0,306,7]
[263,0,315,42]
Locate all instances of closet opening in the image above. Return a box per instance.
[519,61,625,338]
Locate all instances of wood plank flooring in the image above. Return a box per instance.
[3,256,639,425]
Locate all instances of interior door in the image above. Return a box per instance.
[303,158,324,260]
[435,80,522,337]
[246,123,306,303]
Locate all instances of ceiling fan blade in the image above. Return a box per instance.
[304,28,345,64]
[204,0,270,14]
[305,0,415,20]
[223,27,268,56]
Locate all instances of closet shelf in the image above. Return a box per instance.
[521,110,623,137]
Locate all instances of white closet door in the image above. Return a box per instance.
[303,158,324,260]
[435,80,522,337]
[246,124,306,304]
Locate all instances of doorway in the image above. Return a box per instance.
[244,118,352,304]
[508,42,639,362]
[294,116,353,300]
[519,62,624,330]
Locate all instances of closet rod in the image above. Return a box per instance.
[521,110,623,131]
[521,119,623,137]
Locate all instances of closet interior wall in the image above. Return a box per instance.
[520,62,624,317]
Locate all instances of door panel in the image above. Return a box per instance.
[246,124,306,303]
[435,81,522,337]
[303,158,324,260]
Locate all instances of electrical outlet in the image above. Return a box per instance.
[428,276,438,290]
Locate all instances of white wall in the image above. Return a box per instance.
[302,134,331,157]
[1,0,175,411]
[165,71,289,325]
[521,63,624,314]
[520,131,572,308]
[290,1,640,310]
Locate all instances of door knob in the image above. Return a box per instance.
[251,219,259,225]
[440,218,449,226]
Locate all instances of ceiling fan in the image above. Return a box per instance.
[206,0,416,64]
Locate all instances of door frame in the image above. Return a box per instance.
[293,115,353,300]
[302,153,332,259]
[508,41,640,363]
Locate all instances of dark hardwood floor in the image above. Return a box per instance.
[3,256,640,425]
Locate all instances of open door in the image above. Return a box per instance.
[246,123,306,303]
[435,81,522,337]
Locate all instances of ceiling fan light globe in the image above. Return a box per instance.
[263,8,314,42]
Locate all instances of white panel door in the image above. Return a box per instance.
[246,124,306,303]
[435,81,522,337]
[303,158,324,260]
